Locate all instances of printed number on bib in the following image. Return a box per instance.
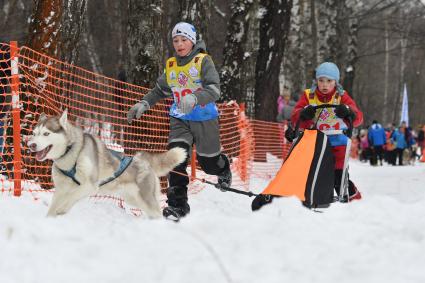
[173,89,192,104]
[318,122,340,131]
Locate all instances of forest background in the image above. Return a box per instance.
[1,0,425,126]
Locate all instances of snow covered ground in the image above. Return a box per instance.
[1,160,424,283]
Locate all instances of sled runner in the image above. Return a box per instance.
[252,104,353,211]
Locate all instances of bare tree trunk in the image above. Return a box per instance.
[318,0,337,62]
[310,0,318,69]
[59,0,87,64]
[27,0,87,64]
[177,0,212,42]
[220,0,255,102]
[126,0,164,87]
[392,8,411,124]
[254,0,292,121]
[341,0,359,97]
[1,0,19,29]
[282,0,307,96]
[81,16,103,74]
[383,17,389,123]
[27,0,63,58]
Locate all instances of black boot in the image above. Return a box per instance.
[251,194,274,211]
[217,154,232,190]
[163,186,190,221]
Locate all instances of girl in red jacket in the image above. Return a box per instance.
[290,62,363,201]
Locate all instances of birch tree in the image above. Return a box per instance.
[177,0,212,41]
[281,0,307,96]
[127,0,164,87]
[317,0,337,62]
[220,0,255,102]
[335,0,362,97]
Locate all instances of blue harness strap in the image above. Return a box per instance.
[59,150,133,187]
[98,155,133,186]
[59,166,81,186]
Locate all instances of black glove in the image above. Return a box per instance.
[300,105,316,121]
[285,126,296,142]
[335,104,353,119]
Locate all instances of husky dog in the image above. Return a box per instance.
[27,110,186,218]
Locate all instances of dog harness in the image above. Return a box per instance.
[58,149,133,187]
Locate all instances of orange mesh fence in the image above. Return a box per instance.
[1,41,290,199]
[0,42,361,205]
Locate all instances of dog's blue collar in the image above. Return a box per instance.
[58,150,133,187]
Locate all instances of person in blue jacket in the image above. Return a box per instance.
[391,126,408,165]
[368,120,387,165]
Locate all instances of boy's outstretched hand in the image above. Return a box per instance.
[127,100,149,123]
[179,93,197,114]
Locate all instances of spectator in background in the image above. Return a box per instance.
[276,89,296,122]
[368,120,387,166]
[359,129,370,163]
[384,123,397,165]
[391,126,407,166]
[417,124,424,159]
[277,87,290,115]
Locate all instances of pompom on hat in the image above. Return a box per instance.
[172,22,196,45]
[310,62,344,95]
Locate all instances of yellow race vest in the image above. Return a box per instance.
[305,89,347,132]
[166,53,218,121]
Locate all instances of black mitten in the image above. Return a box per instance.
[335,104,353,119]
[300,105,316,121]
[285,127,296,142]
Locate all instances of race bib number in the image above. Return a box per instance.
[173,88,193,104]
[316,109,348,130]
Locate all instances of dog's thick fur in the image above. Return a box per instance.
[27,111,186,218]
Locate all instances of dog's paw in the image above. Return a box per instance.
[46,211,58,217]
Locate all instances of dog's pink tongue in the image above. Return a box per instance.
[35,147,49,161]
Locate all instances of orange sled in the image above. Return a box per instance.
[251,104,354,210]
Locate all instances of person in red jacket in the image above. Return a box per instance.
[290,62,364,201]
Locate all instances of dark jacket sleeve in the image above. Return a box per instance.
[290,91,312,129]
[341,92,363,128]
[142,72,173,107]
[193,55,220,105]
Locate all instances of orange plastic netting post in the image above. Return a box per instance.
[238,103,248,182]
[11,41,22,196]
